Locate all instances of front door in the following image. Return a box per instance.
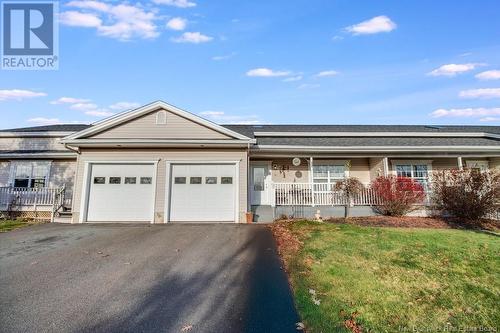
[250,162,271,205]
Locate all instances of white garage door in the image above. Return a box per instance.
[169,164,236,222]
[86,163,155,222]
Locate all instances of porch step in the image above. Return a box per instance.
[53,216,72,223]
[58,211,72,217]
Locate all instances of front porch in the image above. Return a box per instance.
[0,186,68,221]
[249,156,499,221]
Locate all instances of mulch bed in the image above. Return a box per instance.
[324,216,499,232]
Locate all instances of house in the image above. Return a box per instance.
[1,100,499,223]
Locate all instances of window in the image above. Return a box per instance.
[395,163,430,189]
[94,177,105,184]
[124,177,136,184]
[206,177,217,184]
[174,177,186,184]
[221,177,233,184]
[190,177,202,184]
[140,177,152,184]
[109,177,121,184]
[156,110,167,125]
[312,165,346,184]
[11,161,50,188]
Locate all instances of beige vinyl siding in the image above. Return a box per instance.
[49,160,76,207]
[369,157,385,181]
[270,159,309,183]
[431,158,459,171]
[0,161,11,186]
[269,158,371,184]
[72,148,247,223]
[90,110,230,140]
[489,157,500,169]
[0,137,65,151]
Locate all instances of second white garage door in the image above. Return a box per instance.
[86,163,155,222]
[169,164,236,222]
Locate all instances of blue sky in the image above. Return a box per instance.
[1,0,500,129]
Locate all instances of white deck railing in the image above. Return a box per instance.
[0,187,64,207]
[272,182,429,206]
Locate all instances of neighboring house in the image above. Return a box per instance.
[0,100,499,223]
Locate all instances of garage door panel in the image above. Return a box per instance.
[87,164,154,222]
[169,164,235,222]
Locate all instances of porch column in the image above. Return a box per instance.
[310,157,315,207]
[382,157,389,176]
[457,156,463,170]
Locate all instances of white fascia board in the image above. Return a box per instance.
[254,145,500,152]
[253,131,500,138]
[61,138,255,147]
[0,131,75,137]
[62,101,252,141]
[0,152,77,158]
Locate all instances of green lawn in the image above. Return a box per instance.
[0,220,31,232]
[277,221,500,332]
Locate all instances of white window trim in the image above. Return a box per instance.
[465,160,489,170]
[8,160,52,188]
[312,160,350,182]
[391,160,433,183]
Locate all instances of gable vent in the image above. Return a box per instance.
[156,110,167,125]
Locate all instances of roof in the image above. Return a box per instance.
[0,124,91,133]
[256,136,500,147]
[223,124,500,138]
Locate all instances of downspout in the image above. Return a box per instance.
[64,144,80,154]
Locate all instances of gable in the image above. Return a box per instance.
[88,108,231,140]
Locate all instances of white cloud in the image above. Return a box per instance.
[459,88,500,99]
[345,15,396,35]
[166,17,187,30]
[171,32,213,43]
[430,107,500,118]
[479,117,500,122]
[298,83,320,89]
[428,63,484,77]
[200,111,263,124]
[212,52,236,61]
[27,117,61,125]
[246,68,291,77]
[109,101,140,110]
[85,110,115,117]
[315,70,338,77]
[475,70,500,81]
[283,75,303,82]
[62,1,160,41]
[50,97,90,104]
[59,11,102,27]
[152,0,196,8]
[0,89,46,101]
[70,103,99,111]
[332,35,344,41]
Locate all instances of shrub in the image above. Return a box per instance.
[334,177,364,218]
[431,169,500,221]
[372,176,426,216]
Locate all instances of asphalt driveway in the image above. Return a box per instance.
[0,224,299,333]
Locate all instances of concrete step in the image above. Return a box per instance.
[53,216,72,223]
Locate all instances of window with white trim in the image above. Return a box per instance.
[312,165,346,184]
[394,163,429,189]
[11,161,51,188]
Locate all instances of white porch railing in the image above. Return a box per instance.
[271,182,430,206]
[0,186,66,209]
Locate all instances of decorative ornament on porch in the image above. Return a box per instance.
[292,157,302,167]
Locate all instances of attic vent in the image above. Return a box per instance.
[156,110,167,125]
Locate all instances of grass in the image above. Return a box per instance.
[276,221,500,332]
[0,219,32,232]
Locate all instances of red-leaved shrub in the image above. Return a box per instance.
[371,176,426,216]
[431,169,500,221]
